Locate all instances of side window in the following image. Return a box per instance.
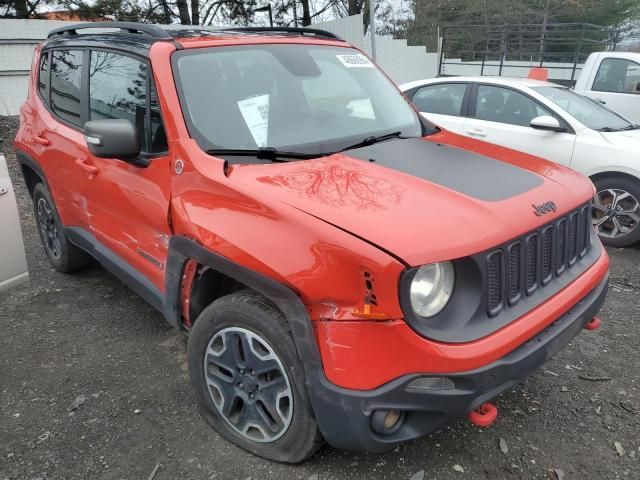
[89,51,167,154]
[89,51,147,149]
[38,52,48,101]
[412,83,467,116]
[50,50,84,127]
[592,58,640,94]
[475,85,553,127]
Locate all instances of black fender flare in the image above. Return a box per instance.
[164,236,323,373]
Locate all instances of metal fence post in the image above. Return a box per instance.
[498,25,506,76]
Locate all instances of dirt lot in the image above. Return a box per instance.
[1,114,639,480]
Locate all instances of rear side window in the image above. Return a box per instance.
[592,58,640,94]
[411,83,467,116]
[51,50,84,126]
[89,51,167,153]
[475,85,553,127]
[38,53,48,101]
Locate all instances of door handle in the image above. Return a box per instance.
[467,129,487,137]
[74,158,98,176]
[34,135,51,146]
[594,98,607,105]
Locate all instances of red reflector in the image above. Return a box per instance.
[584,317,601,331]
[528,67,549,81]
[468,402,498,427]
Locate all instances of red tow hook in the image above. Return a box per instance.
[584,317,601,331]
[468,402,498,427]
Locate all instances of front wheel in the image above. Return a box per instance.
[187,290,323,462]
[592,175,640,248]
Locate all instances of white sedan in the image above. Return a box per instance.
[400,76,640,247]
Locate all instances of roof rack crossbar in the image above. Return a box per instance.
[215,26,343,40]
[48,22,173,40]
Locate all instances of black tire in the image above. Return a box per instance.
[188,290,323,463]
[592,175,640,248]
[32,183,92,273]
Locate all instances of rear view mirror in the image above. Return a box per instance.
[84,119,140,160]
[530,116,566,132]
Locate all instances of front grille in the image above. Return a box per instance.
[485,203,592,316]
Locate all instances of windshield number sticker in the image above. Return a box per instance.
[237,94,270,147]
[336,54,374,68]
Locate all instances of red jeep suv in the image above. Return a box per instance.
[15,22,609,462]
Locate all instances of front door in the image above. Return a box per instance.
[0,154,29,292]
[587,56,640,124]
[463,84,576,166]
[79,50,171,290]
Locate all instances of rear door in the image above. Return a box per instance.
[586,56,640,124]
[34,49,91,227]
[463,83,576,166]
[80,49,171,290]
[405,82,470,134]
[0,154,29,292]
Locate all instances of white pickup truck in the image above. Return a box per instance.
[574,51,640,124]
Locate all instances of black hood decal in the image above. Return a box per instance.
[346,138,543,202]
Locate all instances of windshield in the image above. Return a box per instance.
[173,44,423,155]
[533,86,634,131]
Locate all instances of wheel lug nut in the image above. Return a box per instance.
[250,393,255,399]
[239,383,244,389]
[240,369,245,375]
[251,370,255,376]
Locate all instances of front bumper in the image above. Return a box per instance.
[306,272,608,453]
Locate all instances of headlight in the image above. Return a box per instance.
[410,262,455,317]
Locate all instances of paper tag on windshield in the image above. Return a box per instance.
[237,94,270,147]
[336,54,374,68]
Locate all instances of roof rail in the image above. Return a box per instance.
[47,22,173,40]
[215,26,343,41]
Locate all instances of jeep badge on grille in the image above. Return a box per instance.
[533,201,557,216]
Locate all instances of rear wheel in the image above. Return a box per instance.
[187,290,323,462]
[32,183,92,273]
[592,175,640,248]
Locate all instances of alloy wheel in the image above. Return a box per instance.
[37,197,62,259]
[592,188,640,240]
[203,327,293,442]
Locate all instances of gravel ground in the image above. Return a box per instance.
[1,115,639,480]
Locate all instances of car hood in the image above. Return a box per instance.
[228,133,594,266]
[600,129,640,149]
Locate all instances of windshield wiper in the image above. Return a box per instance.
[339,131,407,152]
[206,147,325,162]
[598,124,640,132]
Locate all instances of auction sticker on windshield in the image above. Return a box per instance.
[238,94,270,147]
[336,54,374,68]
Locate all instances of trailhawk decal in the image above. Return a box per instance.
[346,138,544,202]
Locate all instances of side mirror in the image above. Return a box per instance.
[84,119,140,160]
[530,115,566,132]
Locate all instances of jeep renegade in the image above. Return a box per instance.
[15,22,609,462]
